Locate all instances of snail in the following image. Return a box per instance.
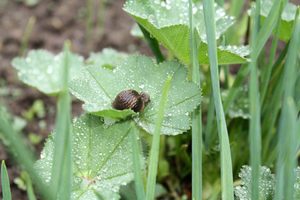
[112,89,150,112]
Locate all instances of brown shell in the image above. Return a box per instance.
[112,89,150,112]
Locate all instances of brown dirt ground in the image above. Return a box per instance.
[0,0,150,199]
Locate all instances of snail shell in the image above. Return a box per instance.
[112,89,150,112]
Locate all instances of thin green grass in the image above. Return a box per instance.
[50,42,72,199]
[130,123,145,200]
[20,16,36,56]
[1,161,12,200]
[203,0,234,199]
[248,1,262,199]
[260,2,282,103]
[204,93,215,150]
[274,13,300,200]
[145,76,172,200]
[188,0,202,199]
[138,24,165,63]
[24,173,37,200]
[0,108,53,200]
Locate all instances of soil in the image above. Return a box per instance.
[0,0,150,199]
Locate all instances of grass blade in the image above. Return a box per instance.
[0,108,53,200]
[138,24,165,63]
[50,42,72,199]
[188,0,202,199]
[260,2,282,103]
[130,123,145,200]
[145,76,172,200]
[204,93,215,150]
[24,173,37,200]
[274,12,300,200]
[202,1,234,199]
[248,1,262,199]
[1,161,12,200]
[253,0,286,60]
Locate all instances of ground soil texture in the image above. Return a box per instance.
[0,0,150,199]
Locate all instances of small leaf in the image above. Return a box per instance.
[70,55,201,135]
[12,50,84,95]
[35,115,141,200]
[124,0,249,65]
[87,48,128,70]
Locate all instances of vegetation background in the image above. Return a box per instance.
[0,0,299,199]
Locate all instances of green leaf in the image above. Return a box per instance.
[123,0,249,65]
[234,166,275,200]
[259,0,298,41]
[87,48,128,70]
[70,55,201,135]
[12,50,84,95]
[36,115,140,200]
[1,161,12,200]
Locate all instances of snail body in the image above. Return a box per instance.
[112,89,150,112]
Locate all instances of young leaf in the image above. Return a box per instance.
[1,161,12,200]
[35,114,142,200]
[87,48,128,70]
[123,0,249,65]
[12,50,84,95]
[70,55,201,135]
[259,0,298,42]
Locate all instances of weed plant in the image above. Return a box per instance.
[0,0,299,200]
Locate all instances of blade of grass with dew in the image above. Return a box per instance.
[145,76,172,200]
[248,0,262,199]
[130,122,145,200]
[274,13,300,200]
[24,172,37,200]
[50,42,72,199]
[0,108,54,200]
[202,0,234,199]
[138,24,165,63]
[188,0,202,199]
[1,161,12,200]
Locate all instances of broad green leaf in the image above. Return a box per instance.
[88,48,128,70]
[259,0,298,42]
[36,115,140,200]
[12,50,84,95]
[123,0,249,65]
[69,55,201,135]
